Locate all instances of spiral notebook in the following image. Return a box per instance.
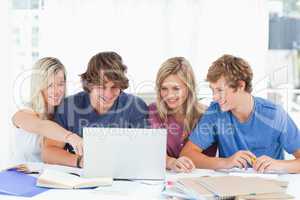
[176,176,289,200]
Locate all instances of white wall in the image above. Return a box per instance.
[0,0,14,169]
[38,0,269,96]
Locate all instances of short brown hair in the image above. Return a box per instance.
[80,52,129,92]
[206,54,253,93]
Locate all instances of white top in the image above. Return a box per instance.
[11,128,42,164]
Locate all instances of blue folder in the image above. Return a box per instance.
[0,169,49,197]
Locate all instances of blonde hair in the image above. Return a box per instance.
[29,57,66,119]
[156,57,205,133]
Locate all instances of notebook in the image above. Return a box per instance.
[37,169,113,189]
[0,169,48,197]
[176,176,289,200]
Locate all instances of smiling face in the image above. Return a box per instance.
[89,78,121,113]
[160,74,188,112]
[209,76,242,112]
[42,70,66,108]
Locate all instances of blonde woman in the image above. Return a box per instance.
[149,57,217,172]
[12,57,82,164]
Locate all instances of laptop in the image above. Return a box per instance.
[83,128,167,180]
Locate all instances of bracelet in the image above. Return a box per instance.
[76,155,83,168]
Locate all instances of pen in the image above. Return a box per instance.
[69,172,80,177]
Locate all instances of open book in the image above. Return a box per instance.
[37,169,112,189]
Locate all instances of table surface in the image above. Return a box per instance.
[1,164,299,200]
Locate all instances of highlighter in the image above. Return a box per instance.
[251,157,256,165]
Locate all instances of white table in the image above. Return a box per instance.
[1,165,299,200]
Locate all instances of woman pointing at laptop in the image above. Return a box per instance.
[12,57,83,164]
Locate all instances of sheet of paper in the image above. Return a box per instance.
[216,167,283,176]
[93,180,164,198]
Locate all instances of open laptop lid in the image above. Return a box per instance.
[83,128,167,180]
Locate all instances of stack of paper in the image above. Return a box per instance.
[174,175,293,200]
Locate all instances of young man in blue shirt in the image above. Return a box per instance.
[181,54,300,173]
[42,52,148,168]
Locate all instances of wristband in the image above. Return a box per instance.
[76,155,82,168]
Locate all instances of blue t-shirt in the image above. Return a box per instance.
[54,91,149,137]
[189,97,300,160]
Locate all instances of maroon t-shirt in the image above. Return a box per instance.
[148,103,217,158]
